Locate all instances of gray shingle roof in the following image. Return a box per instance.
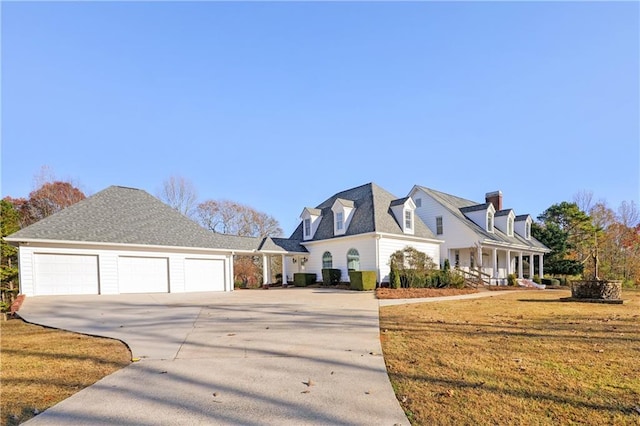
[460,203,492,213]
[290,183,438,241]
[258,237,308,253]
[6,186,261,252]
[495,209,514,217]
[416,186,549,251]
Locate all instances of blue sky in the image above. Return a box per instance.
[2,1,639,235]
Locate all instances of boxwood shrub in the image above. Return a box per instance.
[293,273,317,287]
[321,268,342,285]
[349,271,377,291]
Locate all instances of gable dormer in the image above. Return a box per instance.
[460,202,496,233]
[390,197,416,235]
[331,198,355,236]
[300,207,322,241]
[495,209,516,237]
[515,214,533,240]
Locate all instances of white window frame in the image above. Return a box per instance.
[487,211,494,232]
[404,210,413,230]
[336,212,344,231]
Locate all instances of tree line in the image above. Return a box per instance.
[533,191,639,286]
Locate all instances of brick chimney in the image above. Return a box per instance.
[485,191,502,211]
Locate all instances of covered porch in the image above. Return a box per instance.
[449,244,548,286]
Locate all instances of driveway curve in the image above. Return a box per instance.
[18,288,408,426]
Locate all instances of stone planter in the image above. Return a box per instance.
[571,280,622,301]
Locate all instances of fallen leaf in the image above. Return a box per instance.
[212,392,218,397]
[301,390,310,394]
[227,333,236,336]
[303,378,314,387]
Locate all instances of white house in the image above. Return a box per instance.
[6,182,549,296]
[409,186,550,285]
[287,183,443,284]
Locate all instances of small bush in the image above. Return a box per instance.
[321,269,342,286]
[293,273,317,287]
[349,271,377,291]
[507,274,518,286]
[532,274,541,284]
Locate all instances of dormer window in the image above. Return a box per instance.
[300,207,322,240]
[507,216,514,236]
[404,210,413,230]
[526,221,531,239]
[487,211,494,232]
[331,198,355,236]
[390,197,416,235]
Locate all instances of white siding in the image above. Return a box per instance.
[98,254,119,294]
[412,189,481,264]
[378,237,440,284]
[302,235,377,283]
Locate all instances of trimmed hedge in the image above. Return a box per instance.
[321,268,342,285]
[293,273,317,287]
[349,271,377,291]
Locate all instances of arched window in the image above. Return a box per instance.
[347,248,360,271]
[322,251,333,269]
[487,211,494,232]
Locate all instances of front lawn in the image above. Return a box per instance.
[0,318,131,426]
[380,289,640,425]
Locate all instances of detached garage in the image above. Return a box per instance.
[6,186,260,297]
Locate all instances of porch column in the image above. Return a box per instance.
[228,253,235,291]
[518,252,523,279]
[539,254,544,278]
[477,245,483,269]
[506,250,512,275]
[528,254,534,278]
[262,254,269,285]
[281,254,288,286]
[492,248,498,280]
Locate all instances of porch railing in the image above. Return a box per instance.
[455,267,491,288]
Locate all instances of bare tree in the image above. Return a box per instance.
[196,199,282,238]
[617,200,639,228]
[573,190,594,213]
[158,176,198,218]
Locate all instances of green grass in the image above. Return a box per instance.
[379,289,640,425]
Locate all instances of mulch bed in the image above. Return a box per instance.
[375,288,479,299]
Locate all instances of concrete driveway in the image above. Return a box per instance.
[18,288,409,426]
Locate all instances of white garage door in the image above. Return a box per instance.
[34,254,99,295]
[118,257,169,293]
[185,258,225,292]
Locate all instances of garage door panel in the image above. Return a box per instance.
[118,257,168,293]
[185,259,225,292]
[34,254,99,295]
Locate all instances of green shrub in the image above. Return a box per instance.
[507,274,518,286]
[390,265,401,289]
[349,271,377,291]
[532,274,541,284]
[293,273,317,287]
[321,268,342,286]
[541,278,561,286]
